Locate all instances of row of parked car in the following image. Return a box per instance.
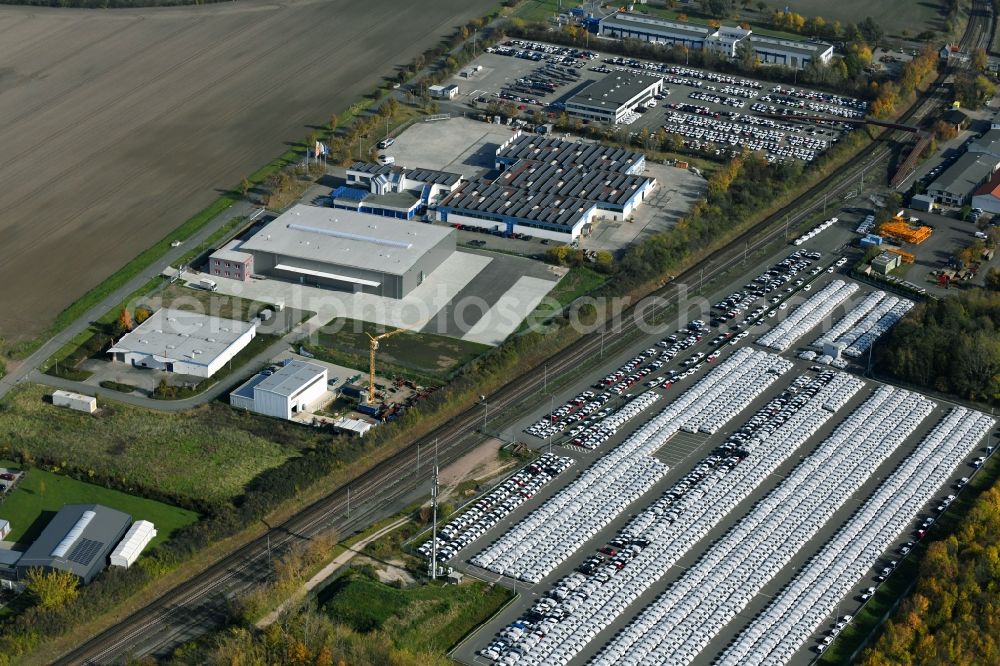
[720,405,994,663]
[663,109,823,163]
[415,453,574,564]
[477,350,796,664]
[588,371,871,666]
[761,92,866,119]
[758,279,859,352]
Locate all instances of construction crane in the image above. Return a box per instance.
[366,328,406,405]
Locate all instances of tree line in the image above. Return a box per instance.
[875,290,1000,405]
[859,480,1000,666]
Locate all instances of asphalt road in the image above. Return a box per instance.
[0,198,256,402]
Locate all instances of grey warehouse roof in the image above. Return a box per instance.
[970,128,1000,153]
[568,72,664,109]
[440,177,596,227]
[348,162,462,186]
[928,152,1000,195]
[16,504,131,581]
[750,35,832,58]
[109,309,254,364]
[601,12,712,40]
[240,205,454,277]
[255,360,325,398]
[498,133,644,173]
[498,160,649,207]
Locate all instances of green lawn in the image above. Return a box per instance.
[303,319,490,384]
[547,265,608,306]
[0,384,326,505]
[0,464,198,549]
[320,571,513,654]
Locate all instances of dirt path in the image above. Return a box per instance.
[439,437,514,500]
[255,516,408,628]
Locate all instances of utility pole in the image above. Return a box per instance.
[547,394,554,454]
[430,462,439,580]
[416,443,420,476]
[744,241,748,264]
[481,395,488,432]
[347,486,351,519]
[544,364,548,392]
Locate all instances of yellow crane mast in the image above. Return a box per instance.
[367,328,406,405]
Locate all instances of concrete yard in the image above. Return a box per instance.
[0,0,496,340]
[387,117,519,175]
[167,243,564,346]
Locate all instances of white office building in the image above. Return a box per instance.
[230,360,329,420]
[599,12,833,70]
[107,309,256,378]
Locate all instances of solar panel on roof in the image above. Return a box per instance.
[67,538,103,566]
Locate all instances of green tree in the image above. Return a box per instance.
[971,47,988,71]
[985,267,1000,291]
[25,568,79,610]
[594,250,615,273]
[858,16,884,44]
[756,0,766,10]
[736,40,757,70]
[239,177,251,197]
[701,0,734,17]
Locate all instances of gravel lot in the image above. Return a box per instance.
[0,0,495,339]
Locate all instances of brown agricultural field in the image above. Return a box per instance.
[0,0,495,340]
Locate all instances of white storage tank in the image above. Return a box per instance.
[110,520,157,569]
[52,390,97,414]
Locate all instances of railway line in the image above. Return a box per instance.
[53,8,993,664]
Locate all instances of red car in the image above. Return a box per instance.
[0,473,15,482]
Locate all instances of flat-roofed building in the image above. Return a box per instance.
[209,240,254,281]
[599,12,832,70]
[239,205,455,298]
[346,163,462,202]
[437,132,655,241]
[750,35,833,68]
[495,132,646,175]
[706,26,751,58]
[15,504,132,584]
[565,72,664,124]
[107,309,256,378]
[230,359,329,420]
[599,12,711,49]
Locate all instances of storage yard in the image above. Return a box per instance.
[443,39,864,165]
[433,242,997,666]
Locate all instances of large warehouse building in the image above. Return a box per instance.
[107,309,257,378]
[598,12,833,70]
[230,359,330,420]
[239,205,456,298]
[436,133,655,241]
[565,72,664,124]
[12,504,132,584]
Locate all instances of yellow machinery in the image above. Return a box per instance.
[878,219,932,245]
[367,328,406,404]
[885,247,915,264]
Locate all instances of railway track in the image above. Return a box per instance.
[54,11,991,664]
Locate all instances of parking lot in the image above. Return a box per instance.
[443,39,865,165]
[438,227,996,666]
